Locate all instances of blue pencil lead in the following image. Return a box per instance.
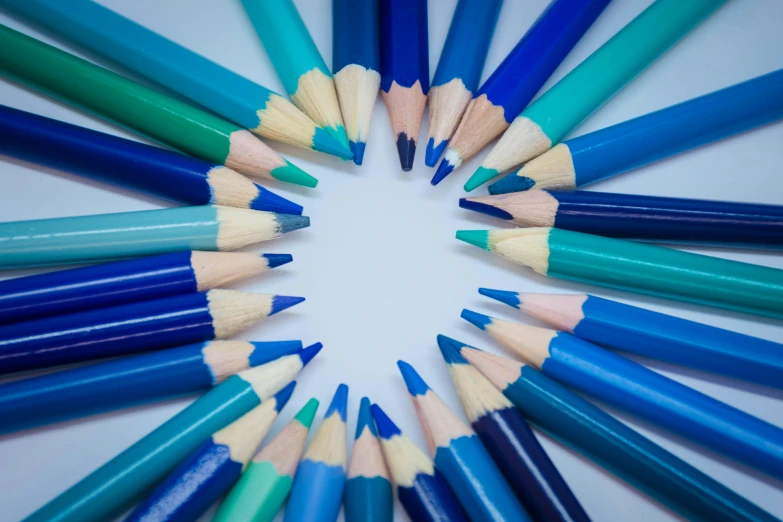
[459,198,513,220]
[248,340,303,366]
[425,138,448,168]
[276,214,311,234]
[431,158,455,186]
[355,397,377,438]
[251,188,304,215]
[487,172,536,195]
[269,295,305,315]
[397,360,430,396]
[478,288,521,308]
[325,383,349,421]
[461,309,492,330]
[370,404,402,440]
[273,381,297,412]
[299,342,323,367]
[436,335,470,365]
[350,141,366,165]
[262,253,294,269]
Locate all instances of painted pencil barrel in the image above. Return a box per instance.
[345,477,393,522]
[332,0,379,73]
[215,461,292,522]
[283,459,345,522]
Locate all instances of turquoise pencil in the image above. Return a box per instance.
[283,384,349,522]
[345,397,393,522]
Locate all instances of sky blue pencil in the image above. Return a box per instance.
[398,361,530,522]
[462,310,783,481]
[1,0,349,158]
[284,384,349,522]
[425,0,502,167]
[480,289,783,389]
[489,68,783,194]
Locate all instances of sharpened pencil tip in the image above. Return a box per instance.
[326,384,349,421]
[248,340,303,366]
[313,127,354,160]
[397,360,429,396]
[270,295,305,315]
[294,398,320,428]
[273,381,296,412]
[461,309,492,330]
[488,172,536,195]
[456,230,490,250]
[350,141,366,165]
[424,138,447,167]
[299,342,323,367]
[371,404,401,439]
[250,186,303,215]
[431,157,455,185]
[436,335,469,365]
[326,124,351,152]
[271,161,319,188]
[459,198,513,221]
[479,288,521,309]
[275,214,310,234]
[263,253,293,268]
[464,167,499,192]
[355,397,376,438]
[396,134,416,171]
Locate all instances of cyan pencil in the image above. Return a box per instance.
[23,345,321,522]
[0,290,304,374]
[462,311,783,481]
[0,340,302,435]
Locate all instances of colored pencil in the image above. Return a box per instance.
[242,0,350,154]
[465,0,728,191]
[432,0,611,184]
[283,383,348,522]
[398,361,529,522]
[371,403,469,522]
[0,205,308,269]
[437,335,590,522]
[462,347,780,522]
[345,397,393,522]
[480,289,783,389]
[213,398,320,522]
[424,0,502,167]
[1,0,350,160]
[332,0,380,165]
[0,340,302,435]
[460,190,783,248]
[126,382,296,522]
[0,289,304,374]
[489,68,783,194]
[456,227,783,318]
[462,311,783,481]
[0,105,302,215]
[23,345,321,522]
[379,0,429,171]
[0,25,317,187]
[0,251,290,326]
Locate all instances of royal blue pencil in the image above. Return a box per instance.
[284,383,348,522]
[379,0,429,171]
[480,289,783,389]
[0,105,302,215]
[398,361,529,522]
[424,0,502,167]
[371,403,469,522]
[432,0,611,184]
[460,189,783,248]
[0,251,291,326]
[489,68,783,194]
[125,382,296,522]
[437,335,590,522]
[0,290,303,374]
[462,347,780,522]
[462,310,783,481]
[0,340,302,435]
[333,0,380,165]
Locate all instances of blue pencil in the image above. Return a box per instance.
[0,340,302,435]
[379,0,429,171]
[462,347,780,522]
[125,382,296,522]
[398,361,529,522]
[332,0,380,165]
[370,404,469,522]
[0,250,290,326]
[480,289,783,389]
[0,105,302,215]
[460,189,783,248]
[0,290,303,374]
[432,0,611,184]
[1,0,349,158]
[424,0,502,167]
[284,384,349,522]
[462,310,783,481]
[489,68,783,194]
[437,335,590,522]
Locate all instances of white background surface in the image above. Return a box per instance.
[0,0,782,520]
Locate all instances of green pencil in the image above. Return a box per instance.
[0,24,316,187]
[213,398,319,522]
[457,227,783,319]
[465,0,728,191]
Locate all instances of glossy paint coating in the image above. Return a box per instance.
[218,461,293,522]
[345,478,393,522]
[283,460,346,522]
[542,332,783,481]
[333,0,379,72]
[546,228,783,318]
[379,0,429,92]
[500,367,779,522]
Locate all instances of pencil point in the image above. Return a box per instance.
[355,397,376,438]
[431,158,455,185]
[461,309,492,330]
[396,134,416,171]
[269,295,305,315]
[459,198,513,220]
[371,404,401,439]
[294,398,320,428]
[262,253,293,269]
[464,167,498,192]
[313,127,354,160]
[248,340,303,366]
[271,161,319,188]
[299,342,323,367]
[456,230,490,250]
[273,381,297,412]
[275,214,310,234]
[250,187,303,215]
[397,360,429,396]
[326,384,349,421]
[350,141,366,165]
[488,172,536,195]
[424,138,447,167]
[479,288,521,309]
[436,335,469,365]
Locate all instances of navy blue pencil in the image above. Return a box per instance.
[0,105,302,215]
[0,290,304,374]
[379,0,429,171]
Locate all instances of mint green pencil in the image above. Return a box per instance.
[456,227,783,319]
[465,0,729,191]
[241,0,350,153]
